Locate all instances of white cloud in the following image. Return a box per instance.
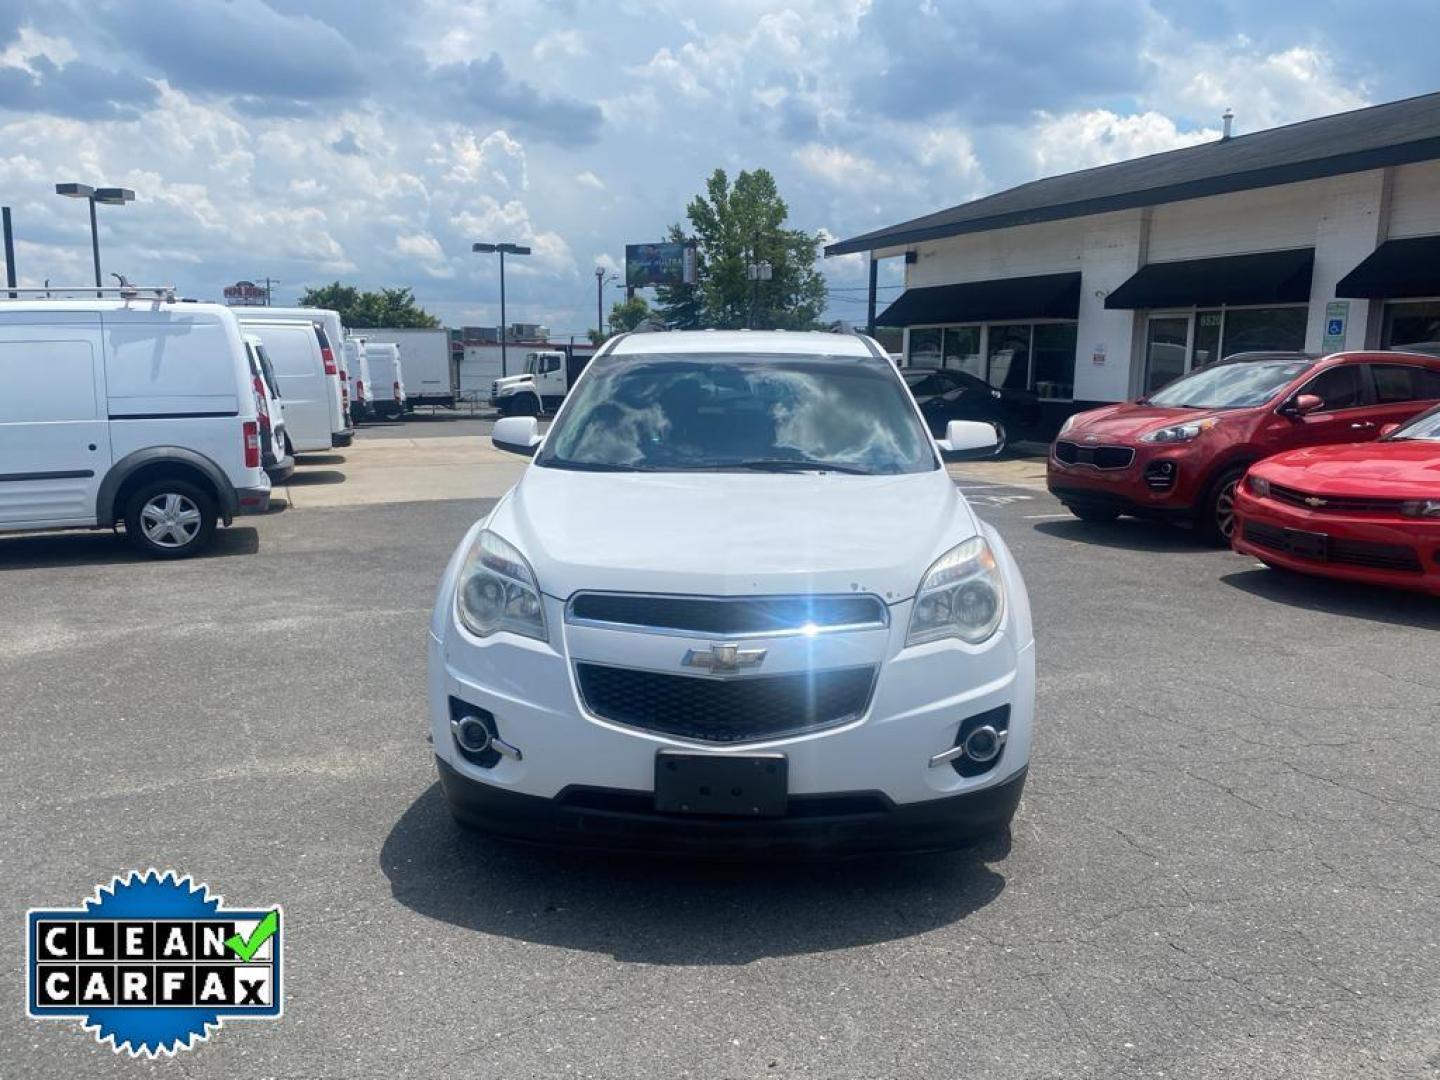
[576,170,605,191]
[533,29,586,61]
[793,144,890,191]
[1027,109,1217,176]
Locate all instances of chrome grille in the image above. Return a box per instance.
[566,593,888,638]
[1268,483,1406,515]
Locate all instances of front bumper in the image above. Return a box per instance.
[1232,487,1440,595]
[438,755,1026,856]
[1047,443,1201,519]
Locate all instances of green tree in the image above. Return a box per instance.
[298,283,441,328]
[654,168,827,331]
[588,295,658,344]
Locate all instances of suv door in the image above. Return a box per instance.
[1363,361,1440,430]
[1273,363,1374,452]
[0,320,110,526]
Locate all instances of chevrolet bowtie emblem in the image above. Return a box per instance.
[683,643,766,674]
[1304,496,1327,507]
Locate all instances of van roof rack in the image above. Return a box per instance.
[2,283,178,302]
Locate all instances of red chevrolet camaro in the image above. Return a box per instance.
[1232,402,1440,595]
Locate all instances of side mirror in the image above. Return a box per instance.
[937,419,999,461]
[493,416,542,457]
[1281,393,1323,418]
[1379,422,1400,437]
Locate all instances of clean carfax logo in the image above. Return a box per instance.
[26,870,282,1057]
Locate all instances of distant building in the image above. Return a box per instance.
[828,91,1440,433]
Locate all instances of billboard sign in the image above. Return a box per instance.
[223,280,267,306]
[625,243,697,288]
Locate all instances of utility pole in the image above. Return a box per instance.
[594,266,618,341]
[2,207,16,299]
[866,254,878,337]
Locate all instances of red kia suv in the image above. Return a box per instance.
[1048,351,1440,541]
[1233,401,1440,595]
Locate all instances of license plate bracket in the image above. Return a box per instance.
[1285,528,1328,559]
[654,751,788,817]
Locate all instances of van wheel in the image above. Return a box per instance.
[123,480,217,558]
[1202,466,1246,546]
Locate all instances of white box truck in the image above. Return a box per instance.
[354,328,454,408]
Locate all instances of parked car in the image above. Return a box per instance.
[242,333,293,484]
[344,338,372,421]
[238,317,351,452]
[235,307,352,448]
[428,330,1034,855]
[1232,401,1440,595]
[0,297,270,557]
[1048,350,1440,541]
[364,342,406,419]
[902,366,1040,452]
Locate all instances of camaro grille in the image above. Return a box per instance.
[1267,483,1407,515]
[1054,441,1135,469]
[574,662,877,743]
[566,593,888,636]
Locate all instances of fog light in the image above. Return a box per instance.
[453,715,492,754]
[962,724,1006,764]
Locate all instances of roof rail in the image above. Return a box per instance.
[1,284,178,302]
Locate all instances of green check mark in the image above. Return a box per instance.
[225,909,279,962]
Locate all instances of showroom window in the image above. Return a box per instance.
[1142,305,1307,395]
[907,321,1077,398]
[1381,300,1440,348]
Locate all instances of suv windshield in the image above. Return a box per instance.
[535,353,936,474]
[1387,402,1440,441]
[1145,358,1312,409]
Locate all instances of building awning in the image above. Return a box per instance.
[1336,235,1440,298]
[877,272,1080,327]
[1104,248,1314,310]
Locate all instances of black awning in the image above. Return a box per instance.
[1336,235,1440,298]
[1104,248,1314,310]
[876,272,1080,327]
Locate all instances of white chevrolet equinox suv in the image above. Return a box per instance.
[427,330,1036,855]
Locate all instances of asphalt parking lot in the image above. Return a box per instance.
[2,424,1438,1078]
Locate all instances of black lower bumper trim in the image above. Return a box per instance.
[264,455,295,484]
[332,430,355,448]
[436,756,1026,857]
[1048,483,1193,522]
[235,486,272,515]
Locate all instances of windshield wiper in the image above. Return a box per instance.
[694,458,873,475]
[545,460,653,472]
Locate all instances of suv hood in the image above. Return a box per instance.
[488,464,975,602]
[1065,403,1230,441]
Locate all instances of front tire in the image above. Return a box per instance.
[1202,466,1246,545]
[123,479,217,558]
[1067,504,1119,523]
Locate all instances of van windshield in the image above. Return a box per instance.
[1145,358,1312,409]
[535,353,936,474]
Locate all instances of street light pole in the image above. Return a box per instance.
[472,242,531,377]
[594,266,618,341]
[56,183,135,297]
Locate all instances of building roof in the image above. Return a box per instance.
[826,92,1440,257]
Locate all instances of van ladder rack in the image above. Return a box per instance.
[2,285,178,301]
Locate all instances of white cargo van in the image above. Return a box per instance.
[364,341,406,419]
[354,328,453,407]
[0,294,271,558]
[343,338,372,421]
[235,307,351,446]
[238,317,346,453]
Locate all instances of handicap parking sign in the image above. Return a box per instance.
[1327,318,1344,336]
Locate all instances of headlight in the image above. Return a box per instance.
[1057,414,1079,437]
[1247,474,1270,498]
[1139,418,1218,444]
[1401,499,1440,519]
[907,536,1006,647]
[455,530,547,641]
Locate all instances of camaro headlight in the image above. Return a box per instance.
[455,530,547,641]
[1247,474,1270,498]
[1401,499,1440,519]
[1139,418,1218,444]
[907,536,1006,646]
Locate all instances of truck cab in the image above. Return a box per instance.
[490,350,576,416]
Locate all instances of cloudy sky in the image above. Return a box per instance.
[1,0,1435,335]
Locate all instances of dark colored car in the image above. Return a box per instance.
[902,367,1039,453]
[1233,401,1440,595]
[1047,350,1440,542]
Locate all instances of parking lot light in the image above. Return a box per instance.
[55,181,135,296]
[472,241,531,376]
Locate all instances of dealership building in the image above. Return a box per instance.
[827,92,1440,432]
